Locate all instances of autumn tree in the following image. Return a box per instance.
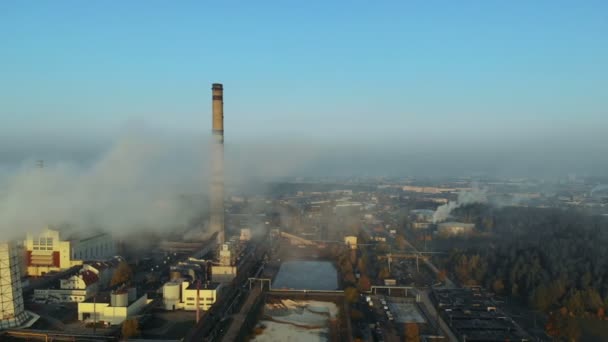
[376,243,389,253]
[349,250,357,265]
[395,235,407,250]
[344,287,359,303]
[343,271,357,286]
[121,318,139,340]
[546,308,580,342]
[491,279,504,295]
[378,267,390,280]
[350,309,364,321]
[111,261,133,287]
[357,258,367,274]
[404,323,420,342]
[357,275,371,292]
[566,290,585,315]
[582,288,603,312]
[531,284,552,312]
[437,269,447,282]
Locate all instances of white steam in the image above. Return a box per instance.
[0,130,328,241]
[432,187,487,223]
[0,133,210,240]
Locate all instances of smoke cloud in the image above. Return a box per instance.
[432,187,488,223]
[0,131,213,240]
[0,129,327,241]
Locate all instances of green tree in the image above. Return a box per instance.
[582,289,603,312]
[531,284,552,312]
[566,290,585,315]
[112,261,133,287]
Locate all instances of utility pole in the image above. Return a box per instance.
[196,280,201,323]
[93,295,97,334]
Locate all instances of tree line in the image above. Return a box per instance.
[440,204,608,339]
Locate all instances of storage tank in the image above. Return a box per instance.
[111,291,128,307]
[163,282,181,301]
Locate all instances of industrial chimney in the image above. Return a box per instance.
[210,83,225,245]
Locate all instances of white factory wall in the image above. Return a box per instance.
[162,280,222,312]
[24,228,83,276]
[71,234,116,261]
[34,288,92,303]
[78,294,150,325]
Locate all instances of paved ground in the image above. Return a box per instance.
[221,287,262,342]
[140,310,196,338]
[368,295,401,342]
[414,289,458,342]
[386,298,425,324]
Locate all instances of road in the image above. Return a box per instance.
[220,287,262,342]
[397,237,458,341]
[413,289,458,342]
[401,238,455,288]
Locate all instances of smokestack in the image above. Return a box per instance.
[210,83,225,245]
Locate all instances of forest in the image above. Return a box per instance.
[439,204,608,339]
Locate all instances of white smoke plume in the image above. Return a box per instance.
[0,132,212,240]
[432,187,487,223]
[591,184,608,197]
[0,129,328,241]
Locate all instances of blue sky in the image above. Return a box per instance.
[1,1,607,148]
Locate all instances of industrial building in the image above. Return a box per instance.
[437,222,475,236]
[212,243,238,283]
[432,288,529,341]
[34,269,98,303]
[82,260,118,289]
[70,232,116,261]
[0,242,30,329]
[344,235,358,250]
[239,228,252,242]
[77,287,150,325]
[23,228,83,276]
[402,185,472,194]
[162,280,222,312]
[33,259,118,303]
